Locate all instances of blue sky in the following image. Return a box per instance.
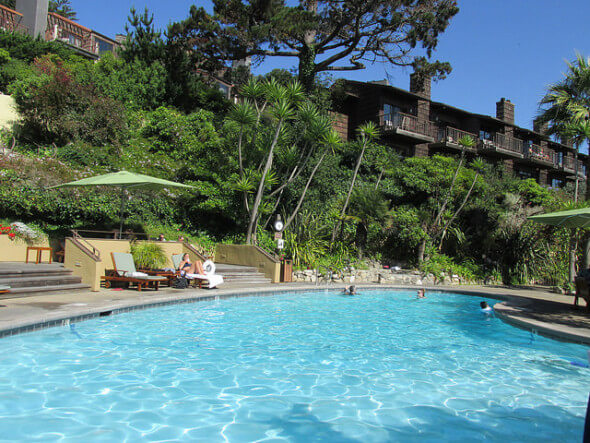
[71,1,590,140]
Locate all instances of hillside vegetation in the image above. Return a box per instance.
[0,29,577,287]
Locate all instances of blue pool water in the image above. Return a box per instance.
[0,290,589,442]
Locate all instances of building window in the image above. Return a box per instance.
[551,178,563,188]
[516,168,535,180]
[479,129,492,140]
[383,103,399,118]
[97,39,113,54]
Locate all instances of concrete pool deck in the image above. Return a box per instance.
[0,283,588,345]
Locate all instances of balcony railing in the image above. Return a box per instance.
[524,144,555,167]
[381,112,436,140]
[435,127,478,151]
[0,5,27,34]
[46,12,94,54]
[478,133,524,158]
[558,156,577,174]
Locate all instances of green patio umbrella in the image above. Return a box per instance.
[528,207,590,229]
[49,171,196,236]
[528,207,590,283]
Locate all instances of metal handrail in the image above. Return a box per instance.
[69,230,100,261]
[254,245,280,263]
[183,241,207,262]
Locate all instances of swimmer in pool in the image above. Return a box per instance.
[416,289,425,298]
[343,285,357,295]
[480,301,493,312]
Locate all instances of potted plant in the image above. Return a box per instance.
[130,242,167,270]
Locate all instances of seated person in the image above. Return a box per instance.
[178,253,205,275]
[342,285,357,295]
[480,301,493,312]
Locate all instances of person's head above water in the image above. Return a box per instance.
[480,301,489,309]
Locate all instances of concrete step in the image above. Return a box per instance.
[1,283,91,297]
[223,277,272,284]
[0,275,82,288]
[0,270,73,279]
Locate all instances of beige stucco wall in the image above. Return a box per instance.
[0,94,19,130]
[216,244,281,283]
[0,235,51,262]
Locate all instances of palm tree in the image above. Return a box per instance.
[245,81,303,243]
[537,53,590,269]
[537,53,590,201]
[284,129,341,230]
[330,122,379,245]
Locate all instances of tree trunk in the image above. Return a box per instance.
[417,237,426,263]
[375,168,384,190]
[433,149,466,230]
[569,230,577,285]
[284,148,328,230]
[574,148,579,203]
[330,137,369,245]
[245,120,283,244]
[438,172,479,249]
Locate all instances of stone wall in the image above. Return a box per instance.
[293,264,472,286]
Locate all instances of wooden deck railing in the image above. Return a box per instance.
[525,144,555,165]
[46,12,94,53]
[381,112,436,138]
[436,127,478,145]
[0,4,27,33]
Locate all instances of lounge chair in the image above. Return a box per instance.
[0,285,10,294]
[172,253,224,289]
[102,252,167,291]
[574,277,590,311]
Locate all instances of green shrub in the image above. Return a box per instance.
[130,241,167,269]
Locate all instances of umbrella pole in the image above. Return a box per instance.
[119,189,126,238]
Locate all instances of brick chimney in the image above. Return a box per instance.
[533,119,549,135]
[409,72,431,100]
[496,98,515,125]
[15,0,48,38]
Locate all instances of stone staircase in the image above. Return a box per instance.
[0,262,90,297]
[216,264,272,286]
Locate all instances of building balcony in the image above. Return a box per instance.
[431,127,478,153]
[478,133,524,158]
[554,158,587,180]
[380,112,435,142]
[0,4,27,34]
[46,12,95,56]
[523,144,556,167]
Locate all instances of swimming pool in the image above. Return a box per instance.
[0,290,588,441]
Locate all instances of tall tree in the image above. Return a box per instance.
[49,0,76,20]
[537,53,590,271]
[330,121,379,245]
[170,0,459,91]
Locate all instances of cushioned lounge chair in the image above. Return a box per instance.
[102,252,167,291]
[0,285,10,294]
[172,253,224,289]
[574,277,590,311]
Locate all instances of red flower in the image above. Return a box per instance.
[8,233,15,239]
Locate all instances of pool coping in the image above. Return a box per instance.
[0,284,589,346]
